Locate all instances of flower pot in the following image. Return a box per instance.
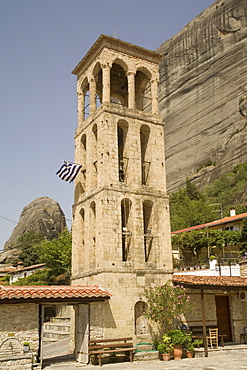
[162,353,171,361]
[173,345,183,360]
[186,350,194,358]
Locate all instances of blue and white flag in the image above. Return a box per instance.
[56,161,82,183]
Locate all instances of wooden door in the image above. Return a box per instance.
[75,304,89,364]
[215,295,232,342]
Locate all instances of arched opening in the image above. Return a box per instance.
[135,69,152,113]
[74,182,84,204]
[110,62,128,107]
[81,77,90,120]
[93,62,102,109]
[81,133,87,189]
[79,208,85,246]
[134,301,148,335]
[117,120,129,182]
[121,198,132,261]
[92,124,98,188]
[143,200,154,262]
[90,201,96,268]
[140,125,151,185]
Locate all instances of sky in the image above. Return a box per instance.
[0,0,214,252]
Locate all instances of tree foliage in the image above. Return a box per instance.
[38,230,72,278]
[11,230,72,285]
[169,181,215,232]
[14,230,44,267]
[172,228,241,259]
[144,280,193,334]
[170,163,247,232]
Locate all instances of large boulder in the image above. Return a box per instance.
[157,0,247,191]
[4,197,67,251]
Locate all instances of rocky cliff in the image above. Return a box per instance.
[4,197,67,251]
[157,0,247,192]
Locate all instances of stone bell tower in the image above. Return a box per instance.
[71,35,173,340]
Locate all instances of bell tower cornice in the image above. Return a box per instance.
[72,34,162,78]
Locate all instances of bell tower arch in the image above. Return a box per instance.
[71,35,172,340]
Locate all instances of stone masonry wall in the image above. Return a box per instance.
[0,355,32,370]
[0,303,39,359]
[184,289,246,342]
[74,270,172,343]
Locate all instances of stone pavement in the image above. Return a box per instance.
[43,349,247,370]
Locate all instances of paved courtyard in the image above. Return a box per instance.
[43,347,247,370]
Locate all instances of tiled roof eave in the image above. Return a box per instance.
[172,212,247,234]
[172,275,247,290]
[0,296,110,304]
[0,285,111,303]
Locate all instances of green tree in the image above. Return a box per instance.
[14,230,44,266]
[169,187,215,231]
[172,229,208,259]
[38,230,72,281]
[204,163,247,214]
[11,230,72,286]
[185,178,202,200]
[172,229,241,262]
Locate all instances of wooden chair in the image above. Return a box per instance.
[207,328,218,349]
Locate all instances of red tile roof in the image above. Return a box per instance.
[0,285,111,302]
[9,263,45,274]
[0,266,16,274]
[173,275,247,288]
[172,212,247,234]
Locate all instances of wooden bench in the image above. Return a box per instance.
[89,337,135,366]
[189,325,226,347]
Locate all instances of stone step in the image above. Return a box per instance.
[43,322,70,332]
[43,330,70,340]
[51,316,70,323]
[43,337,58,343]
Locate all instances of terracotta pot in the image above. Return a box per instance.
[162,353,171,361]
[173,345,183,360]
[186,350,194,358]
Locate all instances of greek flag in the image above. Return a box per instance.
[56,161,82,183]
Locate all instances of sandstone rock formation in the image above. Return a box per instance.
[157,0,247,192]
[4,197,67,251]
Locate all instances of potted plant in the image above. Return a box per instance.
[157,334,174,361]
[186,343,195,358]
[167,329,187,360]
[23,341,30,352]
[184,334,203,358]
